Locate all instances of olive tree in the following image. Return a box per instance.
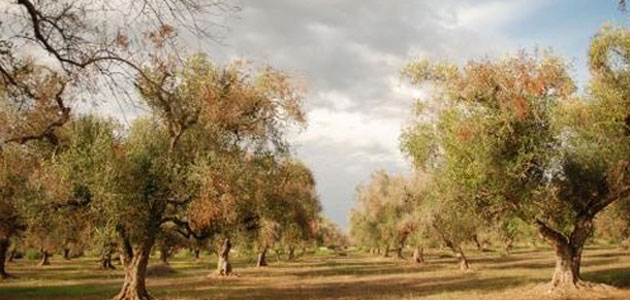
[402,32,630,289]
[101,53,306,299]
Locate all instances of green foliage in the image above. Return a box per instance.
[25,248,42,261]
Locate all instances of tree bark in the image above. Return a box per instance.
[383,246,390,257]
[457,248,469,271]
[501,236,514,256]
[193,248,200,261]
[396,245,405,259]
[39,249,50,266]
[0,239,11,279]
[216,238,232,276]
[256,248,267,267]
[99,253,116,270]
[7,248,15,262]
[63,248,70,260]
[413,247,424,264]
[536,217,592,290]
[159,249,169,265]
[113,237,154,300]
[473,234,486,252]
[287,246,295,260]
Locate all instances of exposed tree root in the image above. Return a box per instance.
[545,280,617,294]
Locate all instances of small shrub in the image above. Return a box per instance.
[26,249,42,260]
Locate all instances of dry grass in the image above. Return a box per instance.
[1,246,629,300]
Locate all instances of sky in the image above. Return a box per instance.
[77,0,626,230]
[197,0,629,230]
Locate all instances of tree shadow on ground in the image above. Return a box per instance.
[153,274,544,300]
[486,258,618,271]
[583,267,630,288]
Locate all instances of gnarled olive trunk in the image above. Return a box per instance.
[39,249,50,266]
[287,246,295,260]
[536,217,592,290]
[501,236,514,256]
[413,247,424,264]
[99,253,116,270]
[457,248,469,271]
[396,246,405,259]
[550,242,582,288]
[113,236,154,300]
[7,248,15,263]
[216,238,232,276]
[256,248,268,267]
[473,234,486,252]
[159,249,169,265]
[0,239,11,279]
[434,224,469,271]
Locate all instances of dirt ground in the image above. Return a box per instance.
[1,246,629,300]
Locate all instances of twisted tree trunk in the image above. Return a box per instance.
[287,246,295,260]
[457,248,469,271]
[113,232,155,300]
[396,245,405,259]
[0,239,11,279]
[99,254,116,270]
[536,217,592,290]
[413,247,424,264]
[39,249,50,266]
[159,248,169,265]
[256,248,267,267]
[501,236,514,256]
[7,248,15,262]
[216,238,232,276]
[473,234,487,252]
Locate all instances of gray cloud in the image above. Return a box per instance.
[203,0,554,229]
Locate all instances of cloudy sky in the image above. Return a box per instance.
[200,0,628,229]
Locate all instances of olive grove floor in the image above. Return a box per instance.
[1,247,630,300]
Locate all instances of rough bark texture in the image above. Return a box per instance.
[216,238,232,276]
[39,250,50,266]
[0,239,11,279]
[536,217,593,290]
[256,248,267,267]
[63,248,70,260]
[413,247,425,264]
[113,237,154,300]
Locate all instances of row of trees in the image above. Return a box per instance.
[350,25,630,291]
[0,1,347,300]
